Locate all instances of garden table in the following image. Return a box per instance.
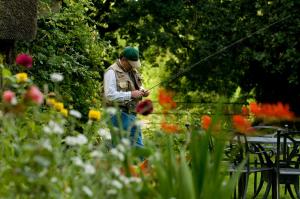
[232,132,300,199]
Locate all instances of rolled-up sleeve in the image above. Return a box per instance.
[104,69,131,102]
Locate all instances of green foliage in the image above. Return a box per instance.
[17,0,115,119]
[90,0,300,115]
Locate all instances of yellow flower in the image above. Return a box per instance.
[46,98,56,106]
[60,108,68,117]
[88,109,101,121]
[54,102,64,111]
[16,72,28,83]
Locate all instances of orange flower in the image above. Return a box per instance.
[201,115,212,130]
[139,159,150,175]
[158,88,176,110]
[161,121,180,133]
[241,105,249,116]
[249,102,294,121]
[232,115,252,134]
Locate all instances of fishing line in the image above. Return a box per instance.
[146,15,291,91]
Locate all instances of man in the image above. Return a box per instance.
[104,46,149,147]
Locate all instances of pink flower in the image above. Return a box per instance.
[2,90,16,104]
[136,99,153,116]
[16,53,33,68]
[25,86,44,105]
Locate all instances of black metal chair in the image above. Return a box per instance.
[227,133,274,199]
[274,129,300,199]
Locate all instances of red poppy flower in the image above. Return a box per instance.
[232,115,252,134]
[158,88,176,110]
[241,105,249,116]
[201,115,212,130]
[16,53,33,68]
[249,102,294,121]
[136,99,153,116]
[161,121,180,133]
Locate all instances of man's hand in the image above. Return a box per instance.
[131,90,144,98]
[141,89,150,97]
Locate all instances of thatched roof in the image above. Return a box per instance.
[0,0,37,40]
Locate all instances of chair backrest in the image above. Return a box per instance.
[275,128,300,169]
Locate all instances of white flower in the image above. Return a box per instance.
[119,175,130,185]
[111,166,121,176]
[90,150,103,158]
[98,128,111,140]
[11,97,17,105]
[43,121,64,135]
[107,189,117,195]
[51,177,58,183]
[69,110,82,119]
[71,156,84,166]
[110,148,124,161]
[82,186,93,197]
[76,134,88,145]
[65,134,88,146]
[106,107,117,115]
[121,138,130,147]
[117,144,126,153]
[111,180,123,189]
[129,177,142,183]
[50,73,64,82]
[41,139,52,151]
[83,163,96,175]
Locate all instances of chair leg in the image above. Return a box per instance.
[294,180,300,199]
[262,181,271,199]
[252,176,264,198]
[287,184,296,199]
[238,173,248,199]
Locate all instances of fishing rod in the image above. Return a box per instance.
[146,14,291,92]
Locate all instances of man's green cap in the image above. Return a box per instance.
[122,46,141,68]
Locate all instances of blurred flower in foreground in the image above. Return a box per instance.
[65,134,88,146]
[69,110,82,119]
[43,120,64,135]
[46,98,56,106]
[249,102,295,121]
[16,53,33,68]
[50,73,64,82]
[60,108,68,117]
[232,115,252,134]
[2,90,17,105]
[16,72,28,83]
[88,109,101,121]
[158,88,176,110]
[98,128,111,140]
[106,107,117,115]
[161,121,180,133]
[54,102,64,111]
[25,86,44,105]
[136,99,153,115]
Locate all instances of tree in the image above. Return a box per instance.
[90,0,300,114]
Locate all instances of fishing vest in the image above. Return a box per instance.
[104,60,142,112]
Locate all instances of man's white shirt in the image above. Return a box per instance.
[104,69,131,102]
